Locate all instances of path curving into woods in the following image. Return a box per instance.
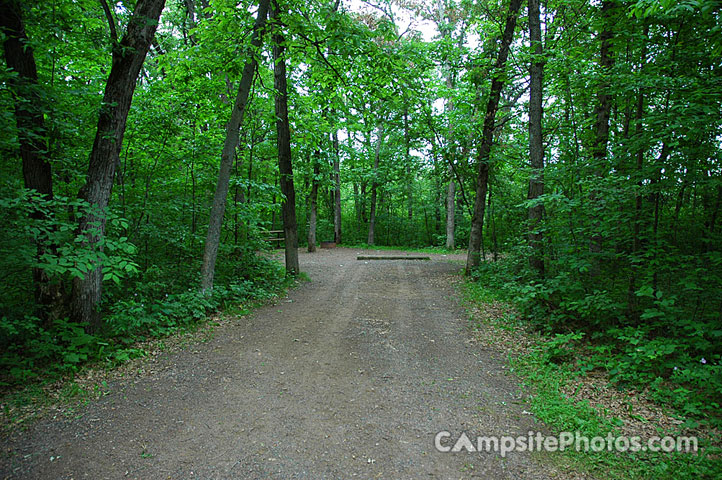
[2,248,577,479]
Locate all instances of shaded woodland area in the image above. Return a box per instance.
[1,0,721,434]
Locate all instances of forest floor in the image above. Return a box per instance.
[0,248,588,479]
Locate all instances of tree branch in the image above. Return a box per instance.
[100,0,119,45]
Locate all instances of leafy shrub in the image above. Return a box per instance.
[469,248,722,427]
[0,245,287,387]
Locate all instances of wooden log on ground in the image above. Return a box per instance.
[357,255,431,261]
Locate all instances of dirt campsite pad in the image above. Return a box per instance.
[2,248,573,479]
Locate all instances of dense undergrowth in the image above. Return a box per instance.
[465,253,722,479]
[0,247,289,390]
[471,248,722,429]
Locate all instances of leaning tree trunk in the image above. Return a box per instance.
[271,0,299,275]
[466,0,522,274]
[1,0,60,317]
[70,0,165,330]
[527,0,545,277]
[368,125,383,246]
[200,0,270,291]
[0,0,53,202]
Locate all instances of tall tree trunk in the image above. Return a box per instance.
[233,150,247,246]
[190,157,197,236]
[588,0,615,277]
[444,170,455,248]
[70,0,165,330]
[403,106,413,220]
[354,182,361,226]
[1,0,61,317]
[350,134,362,229]
[445,167,456,249]
[489,183,499,261]
[437,0,457,249]
[627,24,648,322]
[246,132,255,201]
[0,2,53,202]
[271,0,299,275]
[368,126,383,245]
[308,153,319,252]
[643,143,668,292]
[182,0,198,45]
[332,128,342,244]
[360,182,367,223]
[435,174,442,235]
[200,0,269,292]
[466,0,522,274]
[706,183,722,251]
[423,204,431,244]
[271,177,277,230]
[527,0,545,277]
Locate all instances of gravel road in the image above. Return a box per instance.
[1,248,568,479]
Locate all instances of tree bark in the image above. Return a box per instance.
[706,183,722,251]
[488,182,499,261]
[332,128,342,243]
[588,0,615,277]
[360,181,367,224]
[271,0,299,274]
[308,153,319,252]
[1,0,61,316]
[434,170,442,235]
[368,125,383,245]
[465,0,522,274]
[527,0,545,277]
[434,0,463,250]
[439,11,456,250]
[627,24,648,322]
[70,0,166,330]
[403,106,413,220]
[445,167,456,249]
[354,182,361,226]
[0,1,53,202]
[200,0,269,291]
[233,149,247,246]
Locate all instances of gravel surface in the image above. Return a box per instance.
[1,248,569,479]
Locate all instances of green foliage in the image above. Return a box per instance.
[0,316,104,384]
[515,348,722,480]
[0,189,139,315]
[0,253,286,386]
[540,332,586,364]
[472,248,722,429]
[465,276,722,480]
